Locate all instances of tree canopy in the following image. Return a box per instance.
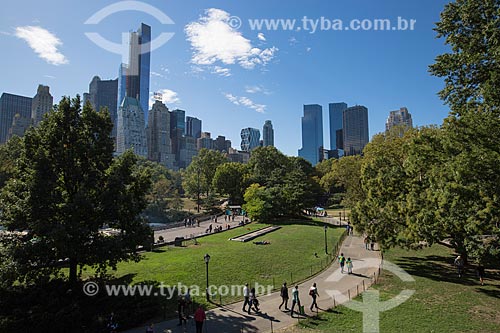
[0,97,152,285]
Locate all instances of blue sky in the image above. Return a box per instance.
[0,0,451,156]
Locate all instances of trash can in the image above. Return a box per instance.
[174,237,184,247]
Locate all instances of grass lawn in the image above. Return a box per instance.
[83,220,345,308]
[291,244,500,333]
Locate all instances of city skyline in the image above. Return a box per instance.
[0,0,451,156]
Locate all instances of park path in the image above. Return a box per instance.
[125,219,382,333]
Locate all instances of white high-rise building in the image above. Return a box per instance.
[116,97,147,158]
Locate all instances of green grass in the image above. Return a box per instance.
[293,244,500,333]
[83,220,344,306]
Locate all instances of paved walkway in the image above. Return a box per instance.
[126,219,382,333]
[153,215,245,243]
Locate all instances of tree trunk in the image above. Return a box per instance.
[69,258,78,286]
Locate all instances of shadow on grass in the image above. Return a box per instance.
[392,254,500,299]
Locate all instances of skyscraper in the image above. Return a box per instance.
[31,85,53,126]
[116,97,148,158]
[298,104,323,165]
[214,135,231,152]
[186,116,202,139]
[329,102,347,151]
[117,23,151,125]
[0,92,32,144]
[262,120,274,147]
[197,132,214,150]
[85,76,118,138]
[240,127,260,152]
[386,107,413,132]
[8,113,31,139]
[147,100,175,169]
[343,105,369,156]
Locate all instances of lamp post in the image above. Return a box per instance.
[324,225,328,254]
[339,212,342,225]
[204,253,211,301]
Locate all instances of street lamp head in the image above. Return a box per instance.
[204,253,211,264]
[324,225,328,231]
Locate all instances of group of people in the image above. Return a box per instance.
[454,255,486,285]
[364,236,376,251]
[338,252,354,274]
[277,282,321,317]
[175,290,207,333]
[183,217,198,228]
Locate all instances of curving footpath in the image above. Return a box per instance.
[125,220,382,333]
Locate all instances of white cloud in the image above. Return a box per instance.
[289,36,298,45]
[151,71,165,78]
[15,26,68,65]
[149,89,180,108]
[43,75,56,79]
[0,31,11,36]
[224,93,266,113]
[306,47,312,52]
[185,8,278,70]
[245,85,271,95]
[212,66,231,77]
[257,33,266,41]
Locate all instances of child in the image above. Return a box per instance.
[346,257,353,274]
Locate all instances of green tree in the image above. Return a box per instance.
[212,162,249,204]
[247,146,290,186]
[0,96,151,285]
[429,0,500,112]
[320,156,364,208]
[0,136,23,190]
[182,149,227,211]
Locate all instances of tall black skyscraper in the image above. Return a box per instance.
[85,76,118,138]
[343,105,369,156]
[0,93,32,144]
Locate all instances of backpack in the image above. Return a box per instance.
[309,288,315,296]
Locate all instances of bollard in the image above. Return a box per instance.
[348,289,351,300]
[363,280,365,291]
[356,285,359,296]
[333,297,336,308]
[270,319,273,333]
[220,294,222,305]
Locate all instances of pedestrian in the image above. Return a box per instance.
[177,295,187,326]
[279,282,289,311]
[209,224,213,233]
[224,214,227,222]
[248,287,260,314]
[454,255,464,278]
[194,306,206,333]
[370,239,375,251]
[184,219,187,228]
[290,285,301,317]
[309,282,319,311]
[197,219,200,227]
[242,283,251,312]
[338,253,346,273]
[346,257,353,274]
[184,288,192,317]
[145,324,154,333]
[364,236,369,250]
[476,264,485,285]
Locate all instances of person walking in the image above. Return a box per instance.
[177,295,187,326]
[454,255,464,278]
[364,236,369,250]
[309,282,319,311]
[346,257,353,274]
[338,253,346,273]
[279,282,289,311]
[476,264,485,285]
[248,287,260,314]
[290,285,301,318]
[194,306,206,333]
[242,283,250,312]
